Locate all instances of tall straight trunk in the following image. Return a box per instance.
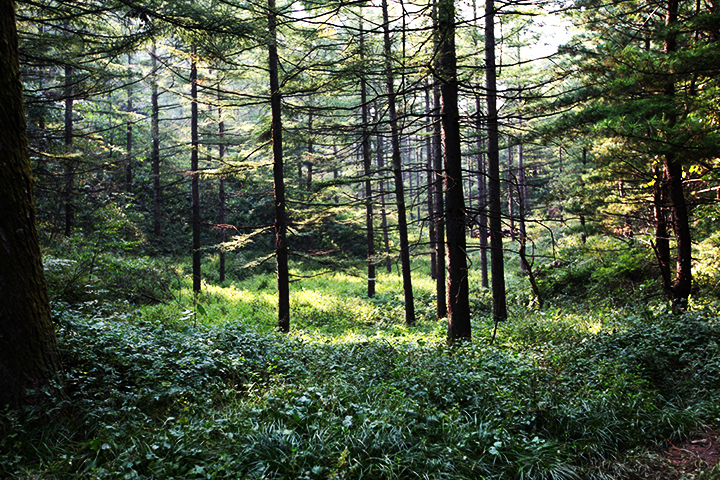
[360,22,376,297]
[0,0,62,406]
[269,0,290,332]
[438,0,471,343]
[125,86,133,192]
[425,78,437,279]
[190,47,201,293]
[151,45,162,238]
[432,4,447,320]
[485,0,507,329]
[475,96,489,288]
[579,147,587,243]
[507,141,515,238]
[218,80,226,283]
[382,0,415,324]
[63,64,74,236]
[517,95,529,273]
[375,105,392,273]
[473,0,488,288]
[407,137,415,221]
[307,110,313,189]
[653,162,672,295]
[663,0,692,309]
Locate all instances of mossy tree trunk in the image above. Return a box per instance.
[0,0,62,406]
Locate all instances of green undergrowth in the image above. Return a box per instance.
[3,265,720,479]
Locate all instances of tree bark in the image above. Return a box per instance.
[437,0,471,343]
[663,0,692,310]
[653,161,672,296]
[191,46,201,294]
[382,0,415,324]
[0,0,62,406]
[432,3,447,320]
[475,96,489,288]
[63,64,74,236]
[375,104,392,274]
[579,147,587,244]
[151,44,162,238]
[485,0,507,328]
[425,78,437,280]
[269,0,290,332]
[218,79,226,283]
[125,80,133,192]
[360,22,376,298]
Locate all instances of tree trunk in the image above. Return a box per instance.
[191,46,201,294]
[437,0,471,343]
[486,0,507,330]
[269,0,290,332]
[432,3,447,320]
[382,0,415,324]
[125,82,133,192]
[507,140,515,239]
[360,22,376,298]
[472,0,489,289]
[663,0,692,310]
[218,79,226,283]
[375,104,392,274]
[63,64,74,236]
[151,44,162,238]
[653,162,672,296]
[306,110,313,190]
[580,147,587,244]
[476,96,489,288]
[425,78,437,280]
[0,0,62,406]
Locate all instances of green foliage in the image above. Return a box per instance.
[4,260,720,479]
[43,237,179,308]
[535,237,657,303]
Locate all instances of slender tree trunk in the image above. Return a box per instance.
[382,0,414,324]
[472,0,489,289]
[0,0,62,406]
[307,110,313,190]
[438,0,471,343]
[653,162,672,295]
[151,44,162,238]
[269,0,290,332]
[425,78,437,280]
[486,0,507,331]
[360,22,376,297]
[218,79,226,283]
[663,0,692,310]
[579,147,587,243]
[507,140,515,238]
[190,47,201,293]
[375,105,392,274]
[407,137,415,222]
[125,85,133,192]
[63,64,74,236]
[476,96,489,288]
[517,95,529,273]
[432,4,447,320]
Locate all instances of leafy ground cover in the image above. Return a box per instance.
[3,245,720,479]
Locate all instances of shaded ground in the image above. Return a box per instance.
[662,429,720,478]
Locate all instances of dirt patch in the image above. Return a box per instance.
[663,429,720,476]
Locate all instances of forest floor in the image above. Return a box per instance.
[658,428,720,479]
[5,241,720,479]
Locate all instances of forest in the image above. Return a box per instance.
[1,0,720,477]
